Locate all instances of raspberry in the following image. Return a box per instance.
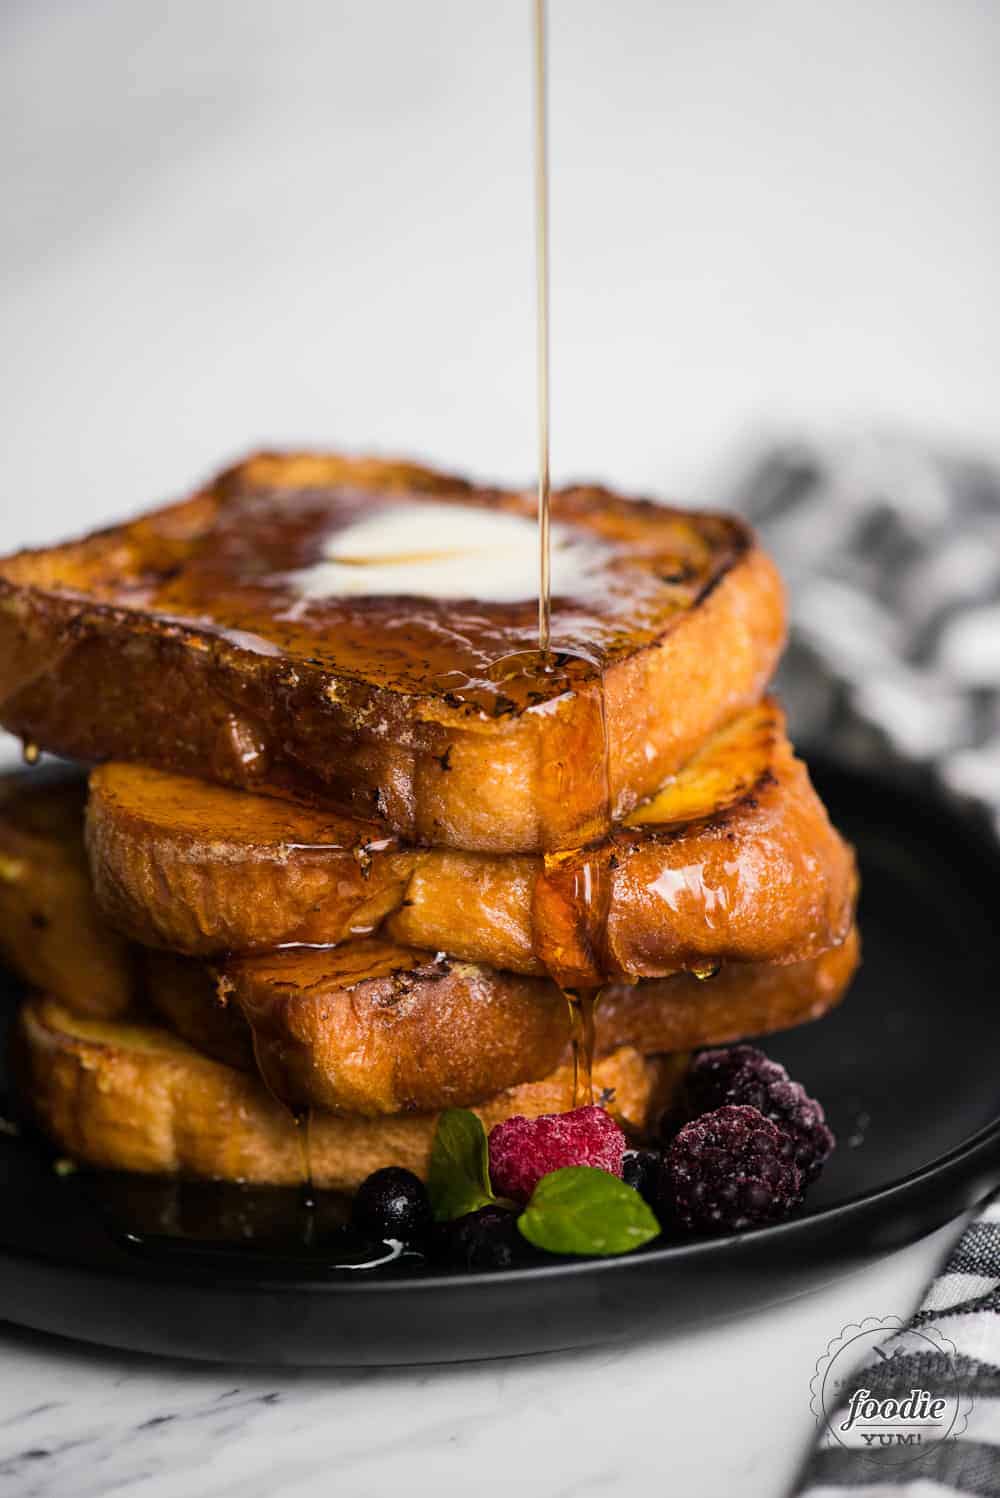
[667,1104,803,1234]
[488,1105,626,1204]
[688,1046,835,1184]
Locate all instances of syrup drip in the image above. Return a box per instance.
[533,0,552,656]
[565,989,600,1107]
[293,1106,317,1232]
[212,711,271,785]
[528,5,610,1102]
[535,849,612,988]
[249,1023,316,1230]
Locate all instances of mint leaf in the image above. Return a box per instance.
[427,1109,495,1222]
[517,1166,660,1256]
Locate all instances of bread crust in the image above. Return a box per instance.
[145,943,572,1115]
[597,926,859,1055]
[0,764,857,1115]
[141,932,858,1114]
[0,451,785,852]
[14,997,678,1190]
[87,701,855,980]
[0,770,136,1016]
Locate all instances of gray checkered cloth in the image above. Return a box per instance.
[795,1191,1000,1495]
[724,436,1000,1497]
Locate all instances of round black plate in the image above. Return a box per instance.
[1,763,998,1367]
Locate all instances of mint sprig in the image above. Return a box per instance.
[427,1108,495,1222]
[517,1166,661,1257]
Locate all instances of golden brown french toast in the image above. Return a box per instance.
[0,451,785,852]
[87,765,412,956]
[597,926,858,1056]
[0,770,135,1016]
[0,765,856,1116]
[143,932,857,1115]
[146,942,572,1115]
[87,701,855,981]
[14,997,679,1189]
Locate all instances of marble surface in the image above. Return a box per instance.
[0,1224,961,1498]
[3,2,998,1493]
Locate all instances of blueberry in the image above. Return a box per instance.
[351,1167,432,1242]
[429,1205,522,1270]
[621,1148,667,1215]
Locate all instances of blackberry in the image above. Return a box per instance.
[666,1104,802,1234]
[688,1046,835,1184]
[430,1205,522,1270]
[687,1045,783,1112]
[351,1167,433,1242]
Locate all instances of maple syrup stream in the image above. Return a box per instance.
[532,0,605,1105]
[534,0,552,659]
[246,1011,316,1228]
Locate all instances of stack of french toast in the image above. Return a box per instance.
[0,452,858,1192]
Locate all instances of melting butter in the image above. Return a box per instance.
[286,501,611,604]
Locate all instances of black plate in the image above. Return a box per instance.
[1,763,998,1367]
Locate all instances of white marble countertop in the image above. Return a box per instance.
[3,2,998,1493]
[0,1224,960,1498]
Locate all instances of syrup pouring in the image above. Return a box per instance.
[532,0,609,1104]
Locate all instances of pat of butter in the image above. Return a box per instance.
[286,501,610,603]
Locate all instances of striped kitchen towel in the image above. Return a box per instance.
[724,436,1000,1497]
[726,433,1000,838]
[795,1188,1000,1495]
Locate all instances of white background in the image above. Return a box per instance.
[1,3,997,1493]
[3,0,999,543]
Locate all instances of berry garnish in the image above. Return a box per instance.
[425,1107,657,1259]
[430,1205,523,1270]
[621,1148,667,1212]
[351,1166,432,1242]
[667,1104,803,1234]
[688,1045,835,1184]
[488,1105,626,1205]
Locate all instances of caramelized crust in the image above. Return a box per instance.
[14,997,678,1190]
[598,926,859,1055]
[0,770,135,1016]
[0,451,785,852]
[87,701,856,980]
[141,933,858,1115]
[143,952,256,1072]
[0,765,857,1116]
[146,942,572,1115]
[532,712,857,985]
[87,764,413,956]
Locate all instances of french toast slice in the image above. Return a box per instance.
[14,997,679,1190]
[87,701,856,981]
[0,451,785,852]
[0,770,135,1016]
[146,942,572,1116]
[144,931,858,1115]
[0,767,857,1115]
